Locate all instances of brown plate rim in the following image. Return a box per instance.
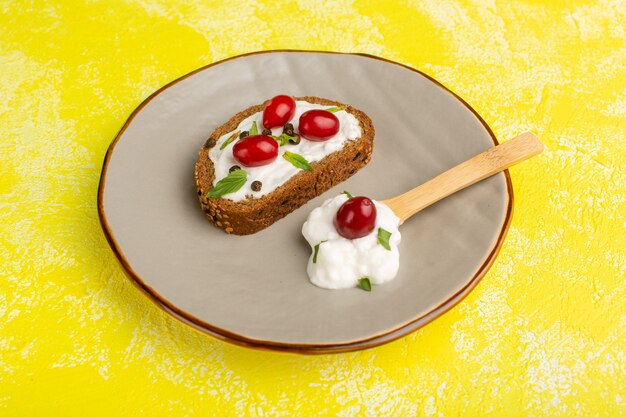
[97,49,513,354]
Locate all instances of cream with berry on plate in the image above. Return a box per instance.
[302,192,401,290]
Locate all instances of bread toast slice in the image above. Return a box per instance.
[195,96,374,235]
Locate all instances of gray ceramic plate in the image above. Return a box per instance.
[98,51,512,354]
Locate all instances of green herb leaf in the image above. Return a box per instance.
[313,240,327,264]
[343,191,354,199]
[377,227,392,251]
[249,121,258,136]
[283,151,313,171]
[326,106,344,113]
[205,169,247,199]
[219,131,240,151]
[271,133,298,146]
[358,277,372,291]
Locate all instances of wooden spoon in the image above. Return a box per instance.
[383,132,543,224]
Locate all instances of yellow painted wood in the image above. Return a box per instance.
[1,1,625,415]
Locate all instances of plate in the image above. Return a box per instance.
[98,51,512,353]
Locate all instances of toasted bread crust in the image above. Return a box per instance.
[194,96,375,235]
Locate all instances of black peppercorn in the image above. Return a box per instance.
[203,137,216,149]
[229,165,241,173]
[283,123,295,136]
[251,180,262,191]
[262,128,272,136]
[239,131,249,139]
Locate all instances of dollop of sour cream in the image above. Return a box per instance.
[302,194,402,289]
[208,101,361,201]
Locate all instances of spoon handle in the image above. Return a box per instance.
[382,132,543,224]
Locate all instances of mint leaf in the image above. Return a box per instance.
[326,106,344,113]
[249,121,258,136]
[313,241,327,263]
[271,133,298,146]
[283,151,313,171]
[377,228,392,251]
[343,191,354,199]
[206,169,247,198]
[219,131,240,151]
[358,277,372,291]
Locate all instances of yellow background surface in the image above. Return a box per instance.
[1,0,625,415]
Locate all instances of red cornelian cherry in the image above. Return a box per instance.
[232,135,278,167]
[334,196,377,239]
[299,109,340,141]
[263,95,296,129]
